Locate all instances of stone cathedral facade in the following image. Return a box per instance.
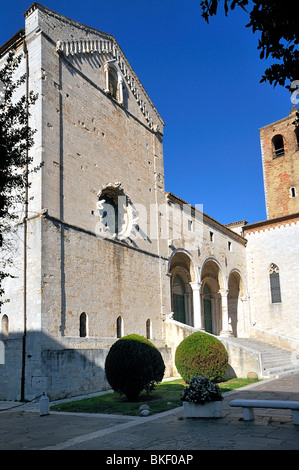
[0,4,298,401]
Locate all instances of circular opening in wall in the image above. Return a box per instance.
[95,183,136,240]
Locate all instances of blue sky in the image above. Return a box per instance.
[0,0,293,225]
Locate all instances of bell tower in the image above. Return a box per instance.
[260,106,299,219]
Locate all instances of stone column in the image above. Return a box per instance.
[118,76,123,104]
[219,289,231,337]
[190,282,203,330]
[104,65,109,93]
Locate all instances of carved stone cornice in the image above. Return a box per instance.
[55,37,164,132]
[24,3,164,133]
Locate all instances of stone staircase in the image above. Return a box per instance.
[227,337,299,378]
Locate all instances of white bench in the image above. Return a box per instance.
[229,399,299,425]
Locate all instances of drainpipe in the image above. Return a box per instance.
[20,38,29,402]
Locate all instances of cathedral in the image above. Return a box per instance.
[0,3,298,401]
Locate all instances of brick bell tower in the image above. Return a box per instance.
[260,106,299,220]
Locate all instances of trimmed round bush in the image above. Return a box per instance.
[175,331,228,383]
[105,334,165,401]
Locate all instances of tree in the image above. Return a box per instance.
[105,334,165,401]
[0,49,38,308]
[200,1,299,89]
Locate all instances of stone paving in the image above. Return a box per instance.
[0,374,299,451]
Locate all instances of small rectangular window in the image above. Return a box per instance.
[228,241,232,251]
[210,231,214,242]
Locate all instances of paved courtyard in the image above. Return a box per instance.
[0,373,299,452]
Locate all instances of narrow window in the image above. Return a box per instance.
[79,312,87,337]
[228,241,232,251]
[104,62,123,104]
[188,219,193,232]
[295,127,299,150]
[210,231,214,242]
[108,68,118,100]
[146,319,151,339]
[272,134,284,157]
[2,315,9,337]
[116,316,123,338]
[290,186,297,198]
[269,264,281,303]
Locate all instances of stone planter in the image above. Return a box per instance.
[183,400,222,418]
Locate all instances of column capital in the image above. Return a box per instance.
[219,288,229,297]
[190,281,202,291]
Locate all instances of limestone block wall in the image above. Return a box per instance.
[41,348,110,400]
[245,220,299,351]
[220,338,263,379]
[0,337,23,400]
[41,345,172,401]
[41,216,169,347]
[166,194,248,287]
[37,29,170,343]
[165,194,249,337]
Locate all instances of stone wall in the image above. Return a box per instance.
[245,220,299,352]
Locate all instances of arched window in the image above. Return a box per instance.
[104,62,123,104]
[172,275,186,324]
[108,67,118,99]
[290,186,297,198]
[146,319,151,339]
[96,183,133,241]
[1,315,9,337]
[99,195,119,235]
[79,312,87,337]
[116,316,123,338]
[272,134,285,157]
[269,264,281,303]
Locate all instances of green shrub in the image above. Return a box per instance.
[175,331,228,383]
[104,334,165,401]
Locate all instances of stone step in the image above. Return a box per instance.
[227,337,299,378]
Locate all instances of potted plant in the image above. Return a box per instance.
[181,376,223,418]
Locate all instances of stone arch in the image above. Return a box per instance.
[200,258,225,335]
[228,269,246,337]
[168,249,199,283]
[272,134,285,157]
[201,257,225,290]
[168,250,197,326]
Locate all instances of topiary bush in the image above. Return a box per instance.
[104,334,165,401]
[175,331,228,383]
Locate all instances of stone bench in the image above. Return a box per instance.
[229,399,299,425]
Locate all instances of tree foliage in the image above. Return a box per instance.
[200,0,299,89]
[105,334,165,401]
[175,331,228,383]
[0,50,38,307]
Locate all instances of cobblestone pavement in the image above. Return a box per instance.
[0,374,299,451]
